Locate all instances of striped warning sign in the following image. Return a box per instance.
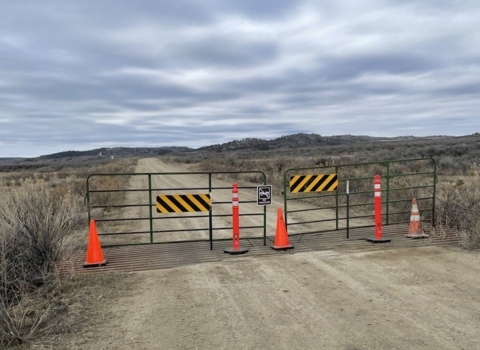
[156,194,211,213]
[289,174,338,193]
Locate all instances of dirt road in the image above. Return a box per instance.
[72,158,480,350]
[72,246,480,350]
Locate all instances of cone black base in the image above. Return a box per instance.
[83,259,107,268]
[224,247,249,255]
[271,245,294,250]
[406,233,429,239]
[366,237,391,243]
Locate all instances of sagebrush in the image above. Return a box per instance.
[0,180,83,347]
[0,157,138,347]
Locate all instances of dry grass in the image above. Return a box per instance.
[21,273,139,350]
[435,164,480,249]
[0,181,83,347]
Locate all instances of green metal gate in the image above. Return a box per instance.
[283,158,436,236]
[86,171,267,248]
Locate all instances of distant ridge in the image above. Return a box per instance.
[31,133,392,159]
[0,133,473,162]
[39,146,192,160]
[197,133,388,152]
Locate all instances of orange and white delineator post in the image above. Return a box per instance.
[224,183,249,255]
[406,198,429,238]
[367,175,391,243]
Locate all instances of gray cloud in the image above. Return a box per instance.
[0,0,479,157]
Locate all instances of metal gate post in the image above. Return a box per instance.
[86,176,91,222]
[283,171,288,227]
[386,162,390,225]
[335,166,339,230]
[209,173,213,250]
[432,159,437,227]
[263,175,267,246]
[346,180,350,239]
[148,174,153,243]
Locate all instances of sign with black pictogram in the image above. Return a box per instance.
[257,185,272,205]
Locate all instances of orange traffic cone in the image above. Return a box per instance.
[271,208,294,250]
[84,219,107,267]
[406,198,429,239]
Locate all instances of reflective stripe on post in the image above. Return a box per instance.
[232,189,239,207]
[374,182,381,197]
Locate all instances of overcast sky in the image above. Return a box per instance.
[1,1,479,157]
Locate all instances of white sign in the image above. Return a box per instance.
[257,185,272,205]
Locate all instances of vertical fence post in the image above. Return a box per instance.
[263,174,267,246]
[86,176,91,222]
[432,159,437,227]
[335,166,339,230]
[386,162,390,225]
[346,180,350,239]
[148,174,153,243]
[283,170,288,227]
[209,173,213,250]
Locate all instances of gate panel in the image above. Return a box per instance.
[283,158,436,236]
[86,171,267,248]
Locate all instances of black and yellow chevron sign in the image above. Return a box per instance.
[156,194,211,213]
[289,174,338,193]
